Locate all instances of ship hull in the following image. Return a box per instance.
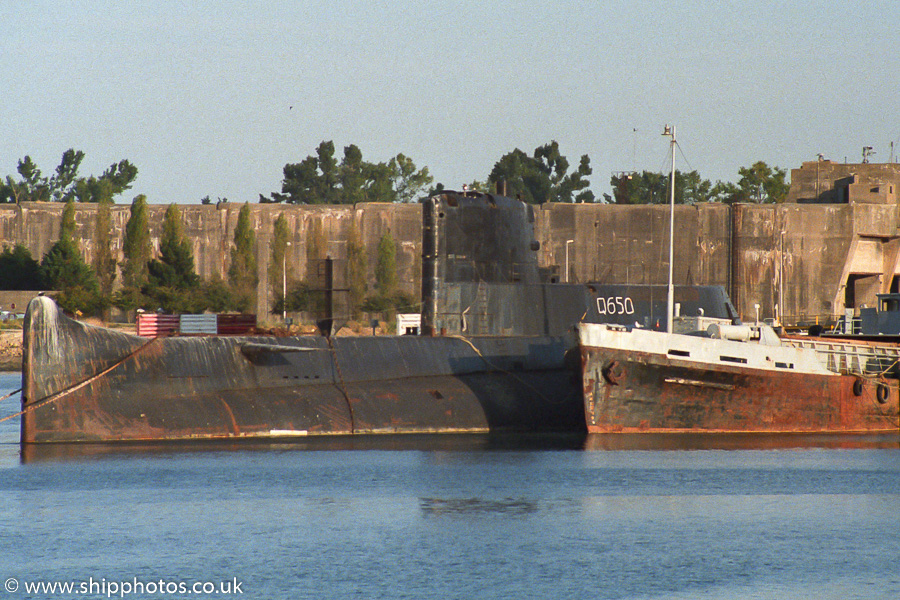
[578,324,899,434]
[21,297,584,443]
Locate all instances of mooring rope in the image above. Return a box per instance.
[0,338,159,425]
[0,388,22,404]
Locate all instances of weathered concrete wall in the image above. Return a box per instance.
[533,202,731,289]
[0,202,422,321]
[3,199,900,325]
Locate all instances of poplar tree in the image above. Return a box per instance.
[301,217,327,314]
[304,217,325,286]
[59,199,77,241]
[121,195,152,288]
[374,231,397,298]
[93,199,116,298]
[228,203,258,311]
[268,213,292,312]
[346,217,367,318]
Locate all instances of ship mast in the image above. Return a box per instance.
[663,125,676,333]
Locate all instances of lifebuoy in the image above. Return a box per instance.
[852,379,864,397]
[876,383,889,405]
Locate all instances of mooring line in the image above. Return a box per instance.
[0,388,22,403]
[0,338,160,425]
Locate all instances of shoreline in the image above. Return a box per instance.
[0,330,22,372]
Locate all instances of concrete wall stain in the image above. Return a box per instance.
[3,199,900,325]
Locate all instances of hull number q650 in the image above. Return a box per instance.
[597,296,635,315]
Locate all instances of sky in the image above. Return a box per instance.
[3,0,899,204]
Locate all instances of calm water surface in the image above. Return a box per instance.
[1,372,899,599]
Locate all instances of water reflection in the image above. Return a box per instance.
[16,433,587,464]
[584,432,900,451]
[419,497,538,517]
[14,430,899,464]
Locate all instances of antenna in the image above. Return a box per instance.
[862,146,875,164]
[662,125,676,333]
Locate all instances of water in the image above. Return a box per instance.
[1,372,899,599]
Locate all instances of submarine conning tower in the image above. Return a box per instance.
[421,191,547,336]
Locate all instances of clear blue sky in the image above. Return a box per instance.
[3,0,898,204]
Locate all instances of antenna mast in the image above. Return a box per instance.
[663,125,676,333]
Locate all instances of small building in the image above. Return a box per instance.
[396,313,421,335]
[788,160,900,204]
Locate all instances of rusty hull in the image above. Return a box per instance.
[581,345,900,434]
[21,296,584,443]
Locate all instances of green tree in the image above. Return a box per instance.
[92,199,117,298]
[389,153,434,203]
[268,213,292,314]
[49,149,85,202]
[609,170,714,204]
[148,204,199,290]
[120,195,152,289]
[339,144,367,205]
[228,203,258,311]
[264,141,433,204]
[114,195,153,313]
[345,218,367,318]
[488,141,594,203]
[59,199,77,240]
[708,162,788,204]
[1,150,137,204]
[374,231,397,297]
[41,239,98,292]
[0,245,46,290]
[40,202,101,314]
[737,161,789,203]
[1,156,49,202]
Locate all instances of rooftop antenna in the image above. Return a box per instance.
[662,124,676,333]
[631,127,638,172]
[862,146,875,163]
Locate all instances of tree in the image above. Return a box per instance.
[268,213,292,314]
[1,150,137,204]
[59,199,77,240]
[609,170,715,204]
[92,199,117,298]
[708,162,789,204]
[303,216,327,312]
[40,201,102,314]
[0,245,46,290]
[121,195,152,289]
[142,204,201,313]
[148,204,199,290]
[488,141,594,203]
[228,203,258,311]
[389,153,434,203]
[345,218,367,318]
[736,161,789,203]
[339,144,367,205]
[362,229,414,317]
[264,141,433,204]
[374,231,397,297]
[41,239,98,292]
